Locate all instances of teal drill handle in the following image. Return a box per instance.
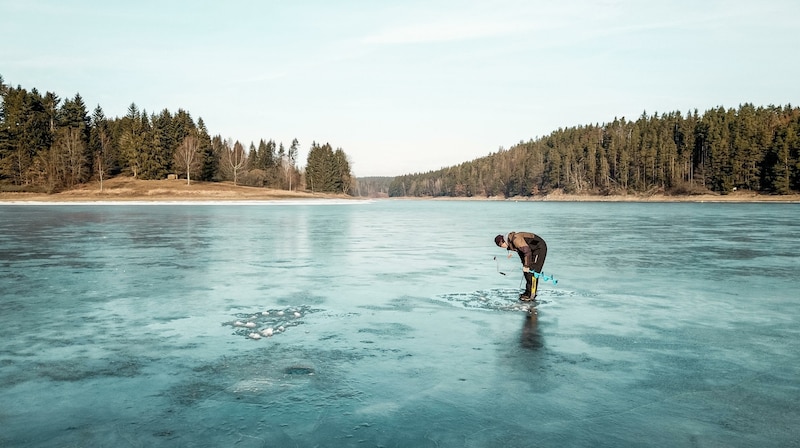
[532,271,558,285]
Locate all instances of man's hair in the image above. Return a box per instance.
[494,234,504,246]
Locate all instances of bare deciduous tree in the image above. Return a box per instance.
[54,127,87,188]
[220,139,248,186]
[173,134,201,185]
[96,126,112,191]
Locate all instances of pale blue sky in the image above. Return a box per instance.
[2,0,798,176]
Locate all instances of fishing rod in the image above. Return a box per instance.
[493,256,506,275]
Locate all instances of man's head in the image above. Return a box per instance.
[494,234,506,248]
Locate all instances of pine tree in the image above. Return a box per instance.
[90,105,115,190]
[333,148,352,194]
[305,142,326,192]
[54,93,91,187]
[196,118,216,181]
[119,103,145,178]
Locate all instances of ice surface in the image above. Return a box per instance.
[1,201,798,447]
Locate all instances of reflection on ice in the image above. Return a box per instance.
[520,309,543,350]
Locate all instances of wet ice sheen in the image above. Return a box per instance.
[0,201,798,447]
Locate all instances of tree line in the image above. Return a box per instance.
[354,176,392,198]
[388,104,800,197]
[0,75,354,194]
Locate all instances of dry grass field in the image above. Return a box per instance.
[1,176,798,203]
[0,177,350,202]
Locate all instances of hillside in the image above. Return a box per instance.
[388,105,800,198]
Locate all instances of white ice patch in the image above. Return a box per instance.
[433,288,557,313]
[225,305,318,340]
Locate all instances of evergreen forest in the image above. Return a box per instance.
[0,76,354,194]
[3,76,797,199]
[386,104,800,198]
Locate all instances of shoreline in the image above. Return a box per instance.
[2,192,799,204]
[488,192,800,203]
[392,190,800,203]
[1,177,798,204]
[0,199,370,206]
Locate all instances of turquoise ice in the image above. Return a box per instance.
[1,200,798,447]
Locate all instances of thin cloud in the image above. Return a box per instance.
[363,20,527,45]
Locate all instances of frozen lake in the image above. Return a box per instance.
[1,200,798,447]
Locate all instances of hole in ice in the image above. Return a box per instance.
[224,305,320,340]
[284,366,315,375]
[434,289,545,312]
